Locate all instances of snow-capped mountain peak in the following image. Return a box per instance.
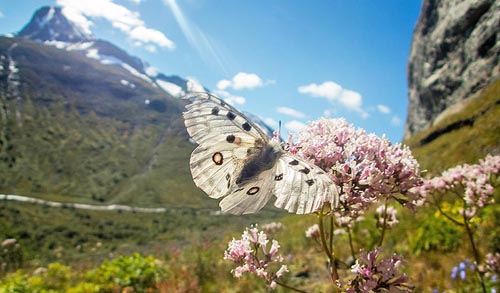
[18,6,93,42]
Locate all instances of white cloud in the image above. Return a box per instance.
[285,120,307,133]
[232,72,264,90]
[277,107,306,119]
[57,0,175,50]
[339,89,362,110]
[298,81,364,113]
[144,44,157,53]
[377,104,391,114]
[264,118,279,128]
[298,81,342,99]
[128,26,174,49]
[216,72,266,91]
[214,90,246,105]
[391,116,402,126]
[216,79,231,90]
[61,7,93,35]
[225,95,246,105]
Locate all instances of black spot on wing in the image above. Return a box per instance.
[274,173,283,181]
[289,160,299,166]
[226,174,231,188]
[234,187,244,193]
[212,152,223,165]
[242,122,252,131]
[247,187,260,195]
[305,179,315,186]
[226,135,235,143]
[211,107,219,115]
[226,112,236,120]
[299,167,310,174]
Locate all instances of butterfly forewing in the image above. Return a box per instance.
[183,93,269,144]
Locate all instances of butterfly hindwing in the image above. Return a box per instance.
[273,154,338,214]
[189,144,239,199]
[219,167,276,215]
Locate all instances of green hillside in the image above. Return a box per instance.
[404,77,500,173]
[0,36,211,208]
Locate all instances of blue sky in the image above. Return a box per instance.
[0,0,422,142]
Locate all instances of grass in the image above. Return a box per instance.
[404,77,500,174]
[0,36,211,208]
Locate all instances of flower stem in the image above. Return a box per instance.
[462,202,486,293]
[318,212,339,283]
[432,193,464,226]
[329,216,334,255]
[347,226,356,260]
[275,280,308,293]
[378,202,388,247]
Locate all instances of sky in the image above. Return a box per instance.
[0,0,422,142]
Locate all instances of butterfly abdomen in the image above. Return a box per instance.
[236,143,281,185]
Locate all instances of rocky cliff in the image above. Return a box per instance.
[405,0,500,138]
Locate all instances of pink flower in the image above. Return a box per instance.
[224,226,289,289]
[344,247,413,292]
[293,118,422,224]
[413,154,500,219]
[261,222,283,234]
[305,224,321,238]
[375,204,399,227]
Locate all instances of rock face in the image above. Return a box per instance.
[405,0,500,138]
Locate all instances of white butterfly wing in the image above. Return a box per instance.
[273,154,339,214]
[219,168,276,215]
[183,93,271,203]
[183,93,269,145]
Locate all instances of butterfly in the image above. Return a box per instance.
[182,92,338,215]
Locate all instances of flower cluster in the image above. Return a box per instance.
[414,154,500,218]
[343,247,413,292]
[451,260,472,280]
[293,118,422,224]
[375,204,399,228]
[486,252,500,274]
[305,224,320,239]
[261,222,283,234]
[224,226,288,290]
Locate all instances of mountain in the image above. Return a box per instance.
[405,0,500,138]
[0,6,214,208]
[17,6,208,99]
[0,6,275,208]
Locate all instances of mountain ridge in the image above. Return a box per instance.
[0,5,275,208]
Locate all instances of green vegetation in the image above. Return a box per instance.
[0,36,208,207]
[405,78,500,174]
[1,36,500,291]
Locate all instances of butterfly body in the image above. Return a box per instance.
[183,93,338,215]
